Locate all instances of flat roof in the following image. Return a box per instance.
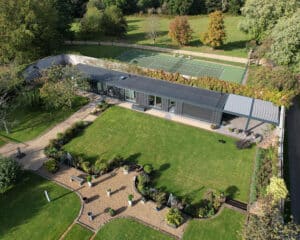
[224,94,279,124]
[77,64,228,111]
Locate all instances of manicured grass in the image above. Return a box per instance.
[72,15,250,57]
[117,49,245,83]
[63,45,246,83]
[63,224,93,240]
[0,172,81,240]
[183,208,245,240]
[0,96,88,145]
[94,218,173,240]
[65,107,255,203]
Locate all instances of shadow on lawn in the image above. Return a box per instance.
[0,172,77,238]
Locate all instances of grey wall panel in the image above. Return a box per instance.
[182,103,214,123]
[176,101,183,115]
[162,98,169,112]
[136,92,148,106]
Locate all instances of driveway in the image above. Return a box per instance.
[287,98,300,223]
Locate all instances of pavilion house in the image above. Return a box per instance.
[77,64,280,130]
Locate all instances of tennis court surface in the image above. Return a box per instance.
[117,50,246,84]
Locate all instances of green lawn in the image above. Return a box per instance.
[94,218,173,240]
[0,172,81,240]
[72,15,250,58]
[0,96,88,147]
[183,208,245,240]
[65,107,255,203]
[63,224,93,240]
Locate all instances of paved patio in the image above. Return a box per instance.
[39,165,188,239]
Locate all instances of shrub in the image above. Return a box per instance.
[81,161,91,173]
[137,172,150,185]
[0,156,21,190]
[198,204,215,218]
[107,155,124,169]
[44,146,59,158]
[128,194,134,201]
[166,208,183,227]
[236,139,252,149]
[108,208,115,216]
[43,158,59,174]
[266,176,288,204]
[86,175,92,182]
[143,164,153,174]
[152,191,167,205]
[210,124,218,130]
[94,159,108,174]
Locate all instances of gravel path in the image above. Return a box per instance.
[0,93,101,170]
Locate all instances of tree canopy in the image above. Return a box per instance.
[240,0,298,40]
[0,0,63,64]
[267,10,300,72]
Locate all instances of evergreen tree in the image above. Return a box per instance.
[201,11,226,48]
[205,0,222,13]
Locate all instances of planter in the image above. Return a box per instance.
[128,200,133,206]
[123,169,129,175]
[141,197,147,204]
[106,190,111,197]
[87,181,92,187]
[83,197,88,203]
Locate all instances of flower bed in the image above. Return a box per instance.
[135,165,225,221]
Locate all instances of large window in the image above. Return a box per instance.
[125,89,136,102]
[148,95,162,109]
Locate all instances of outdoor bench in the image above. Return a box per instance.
[70,175,84,186]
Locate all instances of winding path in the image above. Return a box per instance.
[0,92,101,170]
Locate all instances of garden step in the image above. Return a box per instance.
[225,199,248,211]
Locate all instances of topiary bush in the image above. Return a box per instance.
[0,156,21,191]
[43,158,59,174]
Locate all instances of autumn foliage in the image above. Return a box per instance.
[168,16,193,46]
[201,11,226,48]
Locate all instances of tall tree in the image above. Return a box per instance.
[169,16,193,46]
[201,11,226,48]
[38,65,88,109]
[0,0,62,64]
[267,11,300,72]
[102,5,127,38]
[80,6,103,39]
[0,68,23,134]
[239,0,298,40]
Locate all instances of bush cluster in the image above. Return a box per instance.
[43,158,59,174]
[135,165,225,219]
[165,208,184,227]
[0,156,21,191]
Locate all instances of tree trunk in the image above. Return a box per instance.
[2,120,9,134]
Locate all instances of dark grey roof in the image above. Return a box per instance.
[77,64,228,111]
[224,94,279,124]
